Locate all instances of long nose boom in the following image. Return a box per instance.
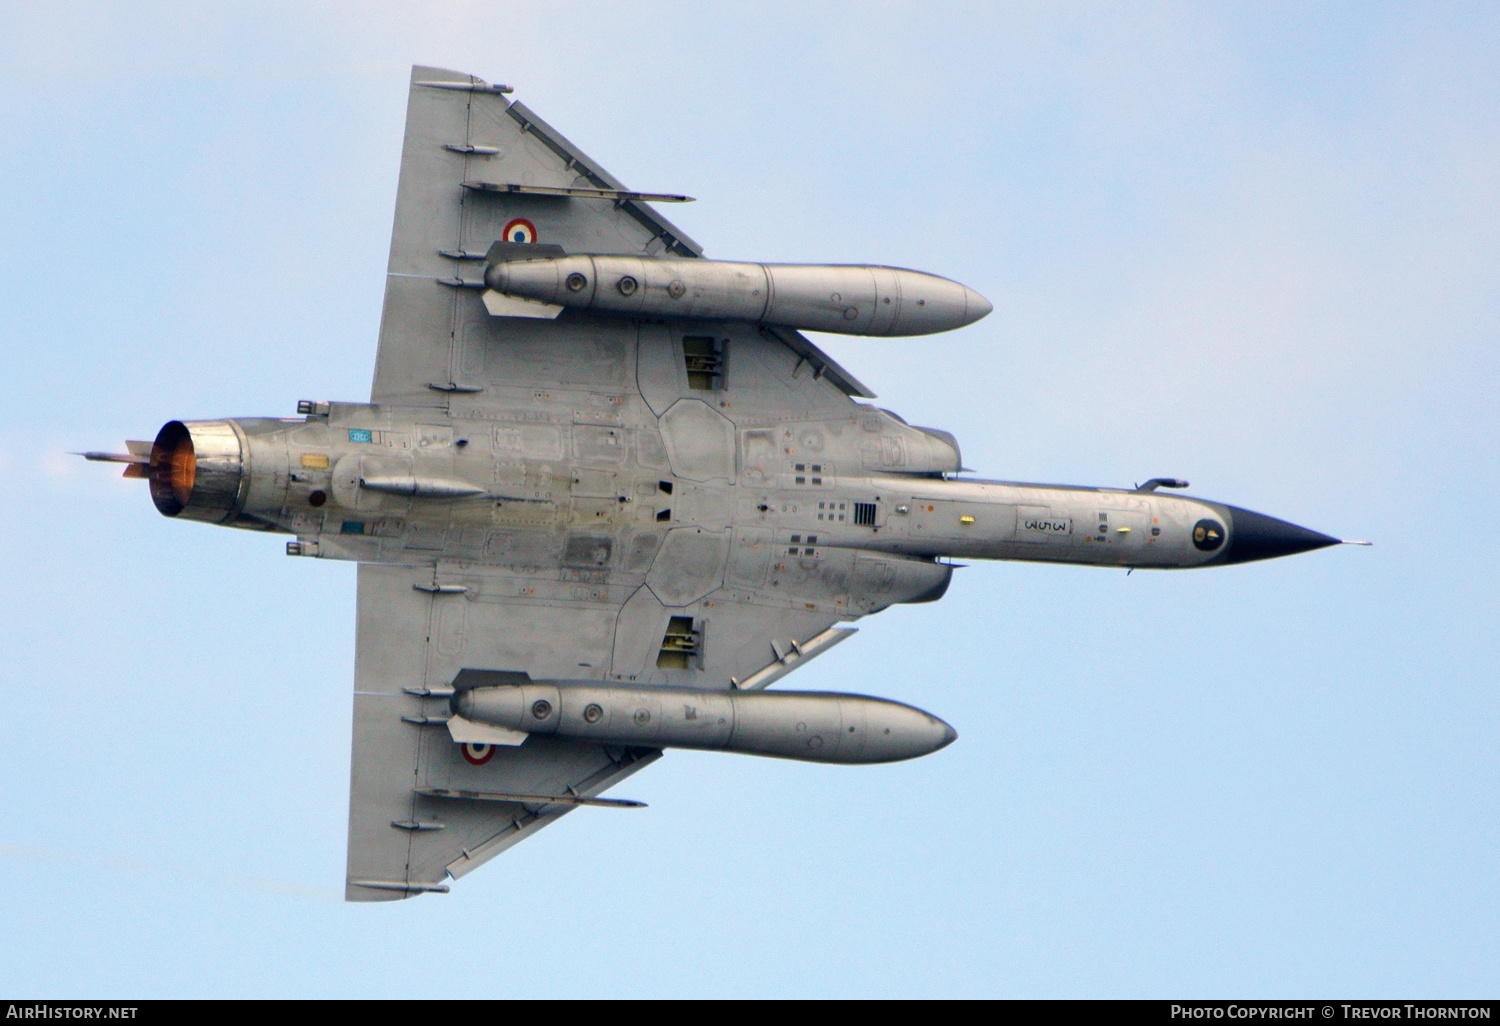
[1220,505,1341,564]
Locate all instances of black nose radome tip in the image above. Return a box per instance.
[1221,505,1340,565]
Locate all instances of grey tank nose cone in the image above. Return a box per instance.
[962,287,993,327]
[1222,505,1340,564]
[937,721,959,750]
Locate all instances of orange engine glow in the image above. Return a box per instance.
[149,421,196,516]
[170,440,195,503]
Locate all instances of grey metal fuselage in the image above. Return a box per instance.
[159,394,1255,618]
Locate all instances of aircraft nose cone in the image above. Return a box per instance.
[963,287,993,326]
[1222,505,1340,564]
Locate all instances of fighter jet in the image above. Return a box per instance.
[82,67,1366,900]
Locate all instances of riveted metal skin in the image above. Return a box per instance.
[863,478,1245,569]
[484,255,993,337]
[136,409,1330,575]
[453,683,957,765]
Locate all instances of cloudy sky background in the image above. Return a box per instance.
[0,2,1495,997]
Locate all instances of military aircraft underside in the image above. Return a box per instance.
[83,67,1365,900]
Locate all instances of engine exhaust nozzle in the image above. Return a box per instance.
[148,420,247,523]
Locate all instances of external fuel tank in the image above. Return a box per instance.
[450,682,957,765]
[482,250,992,337]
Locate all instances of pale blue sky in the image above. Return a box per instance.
[0,2,1495,997]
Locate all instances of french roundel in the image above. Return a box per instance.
[502,218,537,245]
[461,742,495,766]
